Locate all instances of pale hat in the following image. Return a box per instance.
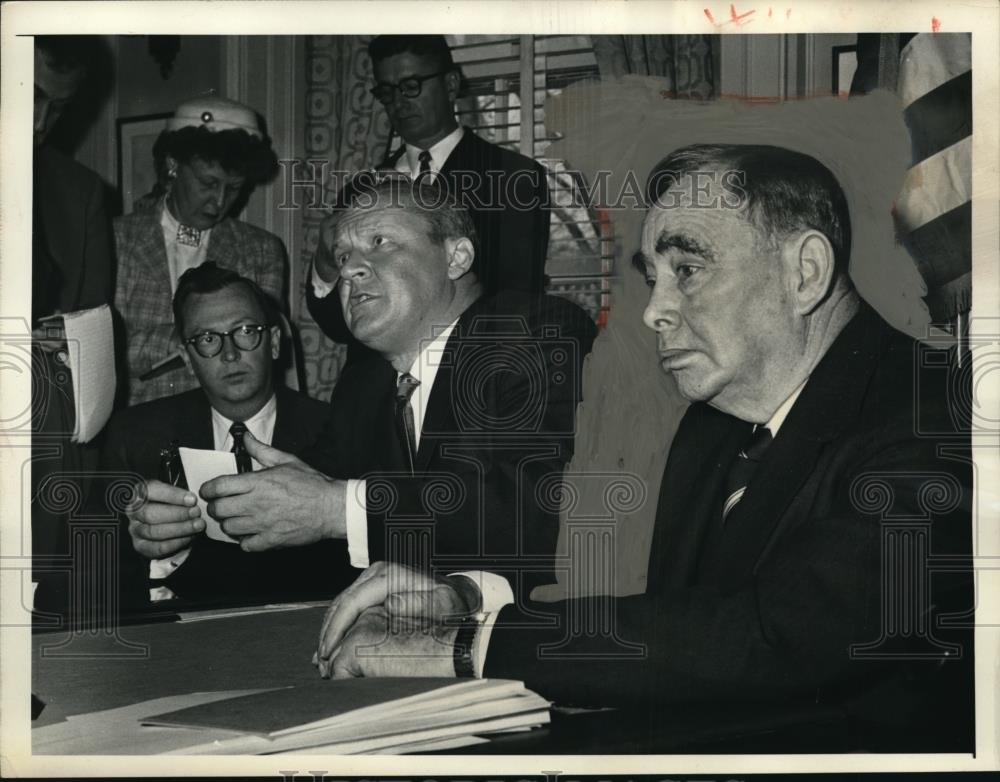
[166,95,262,138]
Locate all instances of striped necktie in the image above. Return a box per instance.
[230,422,253,474]
[395,373,421,475]
[721,426,772,524]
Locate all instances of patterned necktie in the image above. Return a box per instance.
[230,422,253,474]
[417,149,432,176]
[176,224,202,247]
[721,426,772,523]
[395,373,421,475]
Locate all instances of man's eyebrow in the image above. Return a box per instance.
[631,251,649,274]
[654,232,716,262]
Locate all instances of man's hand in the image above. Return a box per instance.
[200,432,346,553]
[320,605,458,679]
[314,561,476,672]
[126,479,205,559]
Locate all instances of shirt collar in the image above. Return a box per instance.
[403,317,460,389]
[763,377,808,435]
[211,393,278,440]
[402,125,464,177]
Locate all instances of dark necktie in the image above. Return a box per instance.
[721,426,772,523]
[230,422,253,474]
[395,373,421,475]
[417,150,432,176]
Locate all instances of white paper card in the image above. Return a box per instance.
[177,447,240,544]
[60,304,116,443]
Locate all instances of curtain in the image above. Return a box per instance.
[297,35,391,400]
[591,35,716,98]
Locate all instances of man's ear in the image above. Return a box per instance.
[166,155,179,178]
[444,237,475,280]
[269,325,281,360]
[445,69,461,103]
[180,346,196,377]
[785,230,836,316]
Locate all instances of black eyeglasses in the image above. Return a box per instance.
[370,70,449,104]
[183,324,268,358]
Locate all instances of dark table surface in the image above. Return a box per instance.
[32,604,849,754]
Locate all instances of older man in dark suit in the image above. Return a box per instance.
[104,264,350,610]
[318,145,973,752]
[306,34,550,345]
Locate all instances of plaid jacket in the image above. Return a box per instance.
[114,209,287,405]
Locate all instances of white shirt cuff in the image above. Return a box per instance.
[310,261,337,299]
[345,478,370,569]
[148,547,191,602]
[449,571,514,678]
[149,546,191,579]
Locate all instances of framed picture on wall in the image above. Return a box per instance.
[116,113,171,214]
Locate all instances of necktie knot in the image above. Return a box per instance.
[396,372,420,405]
[176,223,202,247]
[417,150,432,175]
[741,426,773,461]
[722,426,772,523]
[230,421,252,473]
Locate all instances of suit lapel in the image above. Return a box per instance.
[175,390,214,451]
[700,304,888,584]
[206,218,237,267]
[648,406,748,593]
[130,210,173,295]
[414,299,486,472]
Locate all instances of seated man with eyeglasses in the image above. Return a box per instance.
[306,34,551,350]
[97,263,356,612]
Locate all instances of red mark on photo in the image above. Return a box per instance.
[730,3,755,25]
[931,17,941,32]
[705,8,717,24]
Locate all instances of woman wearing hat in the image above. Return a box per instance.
[114,96,287,405]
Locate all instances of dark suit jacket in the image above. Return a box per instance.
[33,147,114,320]
[305,128,551,343]
[99,386,357,610]
[302,290,596,592]
[484,303,973,751]
[31,147,114,605]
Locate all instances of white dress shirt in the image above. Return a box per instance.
[160,200,212,294]
[394,125,464,180]
[344,318,459,568]
[148,394,278,600]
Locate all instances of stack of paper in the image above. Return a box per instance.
[144,678,550,755]
[54,304,116,443]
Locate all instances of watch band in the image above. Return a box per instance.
[453,618,480,678]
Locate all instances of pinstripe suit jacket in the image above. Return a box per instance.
[113,208,287,406]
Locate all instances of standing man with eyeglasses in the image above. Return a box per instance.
[97,263,355,611]
[306,34,551,346]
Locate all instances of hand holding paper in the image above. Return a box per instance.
[126,480,205,560]
[200,431,349,552]
[178,448,241,544]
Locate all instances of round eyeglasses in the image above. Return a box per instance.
[369,70,449,105]
[183,324,268,358]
